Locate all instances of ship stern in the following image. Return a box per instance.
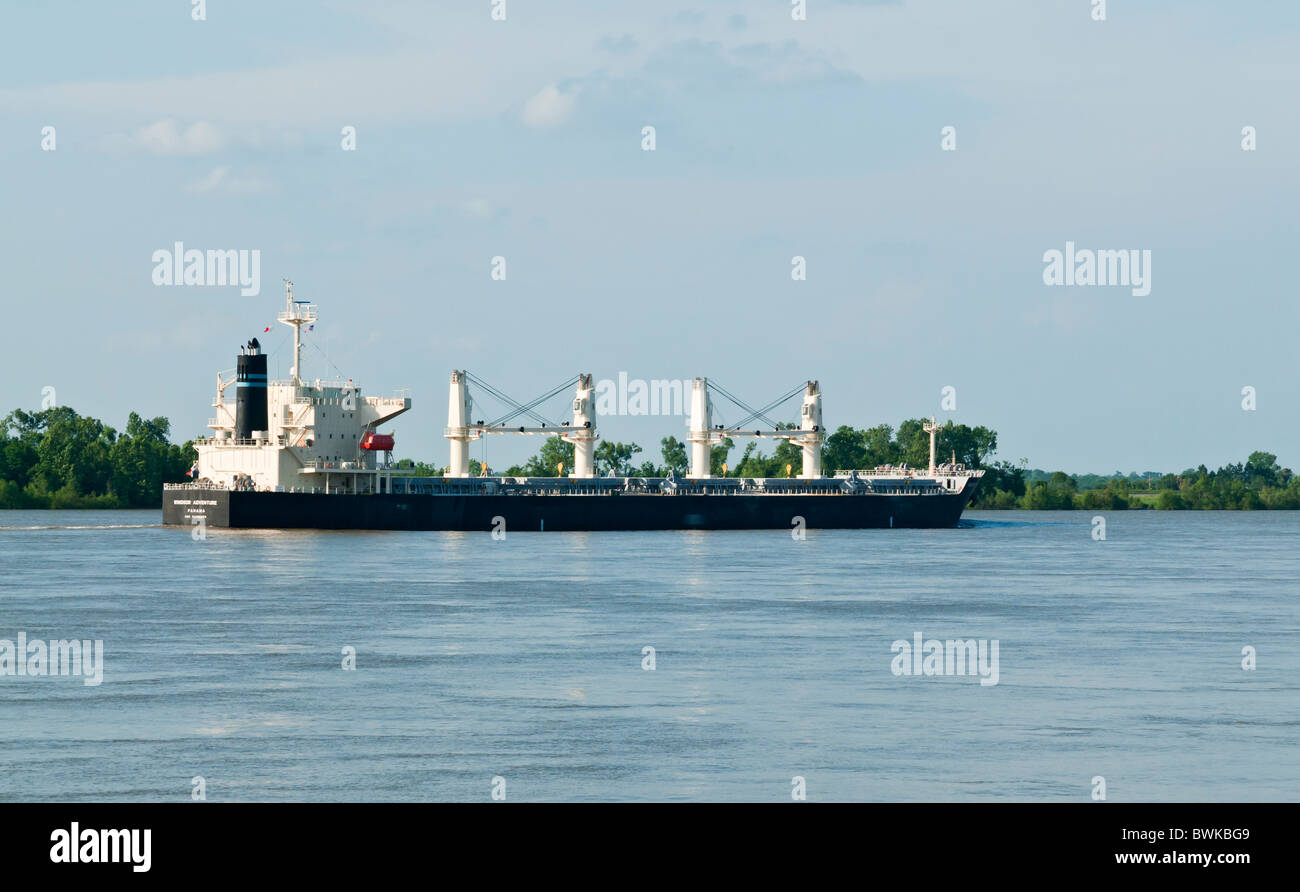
[162,489,232,529]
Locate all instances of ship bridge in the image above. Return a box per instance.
[190,282,412,494]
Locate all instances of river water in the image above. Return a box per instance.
[0,509,1295,801]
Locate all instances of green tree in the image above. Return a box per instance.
[862,424,900,467]
[1155,489,1187,510]
[391,458,443,477]
[937,422,997,468]
[822,425,866,472]
[895,419,929,467]
[595,440,643,476]
[1078,481,1129,511]
[770,436,804,477]
[710,437,734,476]
[32,408,116,496]
[1,406,194,507]
[660,436,688,476]
[108,413,194,507]
[504,436,574,477]
[0,429,39,489]
[1021,474,1077,509]
[973,459,1025,506]
[730,442,762,477]
[1245,451,1282,487]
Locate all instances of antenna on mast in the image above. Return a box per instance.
[923,416,941,473]
[277,278,317,387]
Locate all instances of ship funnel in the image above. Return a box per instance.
[234,340,268,441]
[922,416,940,474]
[687,377,713,479]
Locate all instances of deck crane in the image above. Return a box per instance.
[445,371,598,478]
[687,378,825,479]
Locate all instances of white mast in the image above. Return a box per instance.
[277,279,317,387]
[446,370,473,478]
[797,380,824,479]
[563,374,597,478]
[923,416,940,473]
[687,377,714,479]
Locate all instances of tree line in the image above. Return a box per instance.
[488,419,1001,480]
[484,422,1300,511]
[992,452,1300,510]
[0,407,197,508]
[5,405,1297,512]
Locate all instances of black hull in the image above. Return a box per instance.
[163,485,979,531]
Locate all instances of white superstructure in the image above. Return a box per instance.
[192,282,410,493]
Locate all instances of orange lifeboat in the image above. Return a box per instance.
[360,431,395,451]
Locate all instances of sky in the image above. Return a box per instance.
[2,0,1298,474]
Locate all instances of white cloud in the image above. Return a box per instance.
[460,198,496,220]
[521,84,577,128]
[187,165,230,192]
[0,47,594,130]
[129,118,223,155]
[184,165,272,195]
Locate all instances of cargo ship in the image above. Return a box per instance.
[162,284,982,531]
